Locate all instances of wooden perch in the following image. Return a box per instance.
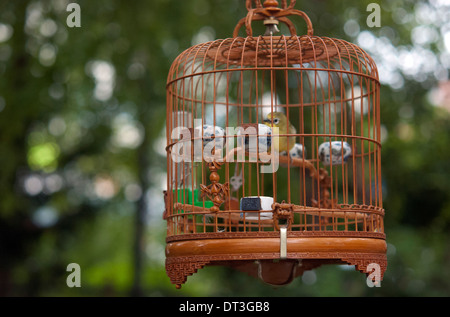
[173,202,378,221]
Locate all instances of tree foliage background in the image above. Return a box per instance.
[1,0,450,296]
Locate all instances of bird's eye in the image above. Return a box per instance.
[273,118,279,124]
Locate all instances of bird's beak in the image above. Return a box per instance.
[263,119,271,124]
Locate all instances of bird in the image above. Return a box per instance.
[263,112,296,153]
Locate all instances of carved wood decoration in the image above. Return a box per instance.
[199,159,229,212]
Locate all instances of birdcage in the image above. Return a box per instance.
[164,0,386,289]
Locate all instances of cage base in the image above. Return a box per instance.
[165,237,387,288]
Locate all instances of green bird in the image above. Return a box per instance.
[263,112,297,153]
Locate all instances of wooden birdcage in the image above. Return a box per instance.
[164,0,386,289]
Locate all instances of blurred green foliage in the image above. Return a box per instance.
[1,0,450,297]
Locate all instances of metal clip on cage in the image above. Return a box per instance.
[164,0,386,289]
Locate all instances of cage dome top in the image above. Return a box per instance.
[168,0,379,82]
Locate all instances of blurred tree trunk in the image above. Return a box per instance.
[131,138,149,296]
[0,1,31,296]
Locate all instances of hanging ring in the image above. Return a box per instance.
[246,0,296,10]
[233,5,314,37]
